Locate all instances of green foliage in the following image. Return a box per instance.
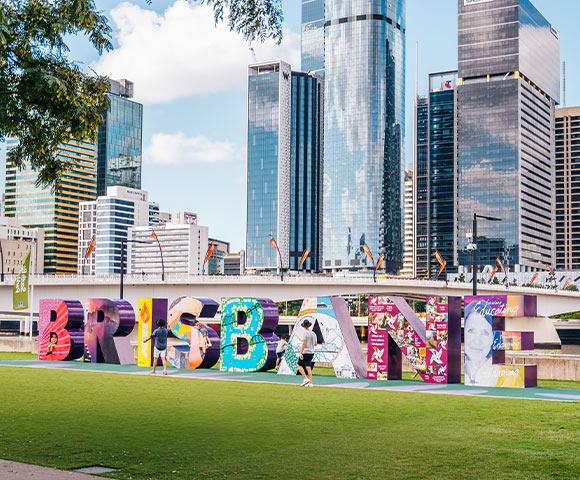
[0,0,112,189]
[550,311,580,320]
[458,273,465,283]
[565,284,578,292]
[492,276,500,284]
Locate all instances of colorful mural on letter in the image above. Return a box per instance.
[84,299,135,364]
[367,296,461,383]
[219,297,278,372]
[278,297,367,379]
[38,299,84,361]
[137,298,168,367]
[167,296,220,369]
[464,295,536,388]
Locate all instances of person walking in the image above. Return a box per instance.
[144,319,169,375]
[275,334,289,370]
[297,320,317,387]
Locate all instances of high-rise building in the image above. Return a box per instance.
[77,186,160,275]
[555,106,580,270]
[5,138,98,274]
[246,61,323,272]
[401,171,414,278]
[97,78,143,197]
[128,214,208,276]
[322,0,406,272]
[207,238,230,275]
[457,0,559,272]
[224,250,245,276]
[0,217,45,274]
[301,0,325,75]
[414,71,458,278]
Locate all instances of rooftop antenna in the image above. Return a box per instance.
[562,61,566,107]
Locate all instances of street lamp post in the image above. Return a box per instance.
[471,213,502,296]
[0,240,4,282]
[120,238,153,299]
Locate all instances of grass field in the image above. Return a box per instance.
[0,355,579,479]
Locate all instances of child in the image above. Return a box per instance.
[297,320,317,387]
[144,319,169,375]
[275,334,289,370]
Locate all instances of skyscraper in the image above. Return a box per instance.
[401,170,414,278]
[5,138,98,274]
[555,106,580,270]
[414,71,458,279]
[246,61,323,272]
[97,79,143,197]
[301,0,325,75]
[457,0,559,272]
[322,0,406,272]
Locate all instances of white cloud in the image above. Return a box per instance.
[93,1,300,104]
[144,132,240,165]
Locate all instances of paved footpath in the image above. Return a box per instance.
[1,359,580,402]
[0,459,113,479]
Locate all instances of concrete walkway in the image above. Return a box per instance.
[0,460,113,479]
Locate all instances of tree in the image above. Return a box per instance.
[0,0,113,188]
[1,0,283,189]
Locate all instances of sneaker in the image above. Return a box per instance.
[301,378,310,386]
[306,383,313,387]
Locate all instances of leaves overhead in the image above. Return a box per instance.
[0,0,112,189]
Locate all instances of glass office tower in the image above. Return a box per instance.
[415,72,458,279]
[97,79,143,197]
[323,0,406,272]
[457,0,559,271]
[246,61,323,272]
[301,0,325,75]
[5,138,98,274]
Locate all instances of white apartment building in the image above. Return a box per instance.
[128,212,208,276]
[77,186,161,274]
[0,217,44,274]
[400,171,414,278]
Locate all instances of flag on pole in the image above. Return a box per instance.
[545,264,554,275]
[564,278,572,290]
[84,235,96,260]
[496,258,506,274]
[490,266,498,281]
[438,259,447,276]
[13,251,30,311]
[530,272,539,285]
[204,243,215,265]
[299,248,311,269]
[435,250,445,267]
[362,244,374,265]
[375,254,385,271]
[269,237,280,254]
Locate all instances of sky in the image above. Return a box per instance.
[2,0,579,252]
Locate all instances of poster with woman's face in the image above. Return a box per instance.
[464,300,497,386]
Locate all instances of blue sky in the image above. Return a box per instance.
[2,0,579,252]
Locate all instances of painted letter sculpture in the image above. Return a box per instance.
[464,295,537,388]
[38,299,85,361]
[367,296,461,383]
[137,298,168,367]
[166,296,220,369]
[220,297,279,372]
[278,297,367,379]
[84,299,135,364]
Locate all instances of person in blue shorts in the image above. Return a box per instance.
[297,320,317,387]
[144,319,169,375]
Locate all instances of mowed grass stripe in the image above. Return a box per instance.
[0,366,579,480]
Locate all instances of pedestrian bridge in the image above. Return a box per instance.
[1,274,579,317]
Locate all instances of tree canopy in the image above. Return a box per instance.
[0,0,283,189]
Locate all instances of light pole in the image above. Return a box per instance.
[0,240,4,282]
[269,235,284,281]
[470,213,502,295]
[120,238,153,299]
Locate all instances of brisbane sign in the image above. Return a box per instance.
[38,294,537,388]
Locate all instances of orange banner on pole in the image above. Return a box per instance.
[564,278,572,289]
[269,237,280,254]
[205,243,215,265]
[490,266,498,281]
[299,248,311,269]
[434,250,445,267]
[438,259,447,276]
[545,264,554,275]
[375,254,385,271]
[496,257,506,274]
[84,236,96,260]
[530,272,539,284]
[362,244,374,265]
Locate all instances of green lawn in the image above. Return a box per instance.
[0,364,579,479]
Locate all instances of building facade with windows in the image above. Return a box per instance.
[414,71,458,279]
[400,171,414,278]
[77,187,160,275]
[5,138,98,274]
[0,217,45,275]
[246,61,323,272]
[322,0,406,272]
[457,0,559,272]
[555,106,580,270]
[301,0,325,75]
[97,78,143,197]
